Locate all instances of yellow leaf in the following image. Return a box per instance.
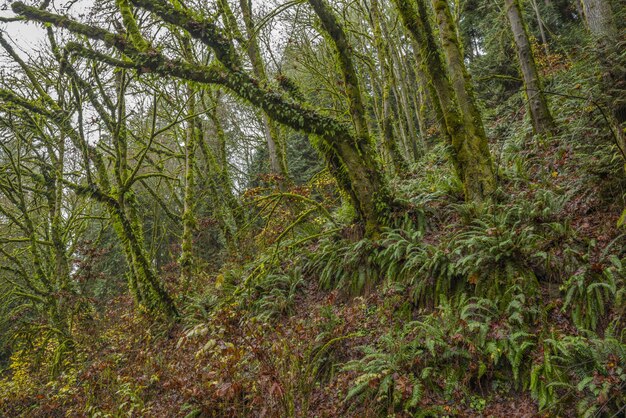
[215,273,224,289]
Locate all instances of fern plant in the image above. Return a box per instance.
[530,327,626,415]
[377,227,462,308]
[450,208,542,302]
[305,236,381,295]
[562,252,625,331]
[248,270,304,320]
[342,322,425,415]
[342,291,539,415]
[449,194,574,304]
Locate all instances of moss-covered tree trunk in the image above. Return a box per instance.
[580,0,625,160]
[197,91,243,247]
[307,0,393,233]
[409,37,446,143]
[112,202,178,316]
[179,86,198,288]
[370,0,410,174]
[238,0,288,179]
[46,134,71,295]
[392,51,423,160]
[112,70,178,316]
[430,0,495,199]
[505,0,557,136]
[373,0,424,160]
[394,0,496,202]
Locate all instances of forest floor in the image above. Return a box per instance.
[2,161,623,417]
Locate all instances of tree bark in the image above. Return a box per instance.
[238,0,288,178]
[307,0,393,233]
[580,0,625,159]
[431,0,496,198]
[505,0,557,136]
[394,0,496,202]
[370,0,410,174]
[581,0,617,41]
[530,0,550,55]
[179,86,198,288]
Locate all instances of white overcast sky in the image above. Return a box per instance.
[1,1,92,61]
[0,17,46,53]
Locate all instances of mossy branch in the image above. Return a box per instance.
[12,1,355,144]
[116,0,149,51]
[254,192,337,225]
[130,0,242,69]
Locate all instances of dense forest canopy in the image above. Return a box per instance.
[0,0,624,416]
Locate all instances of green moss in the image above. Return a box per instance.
[116,0,149,51]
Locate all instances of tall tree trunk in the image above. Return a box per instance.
[431,0,496,198]
[376,0,424,160]
[177,33,200,288]
[505,0,557,136]
[394,0,496,202]
[114,203,178,316]
[113,70,177,316]
[390,38,423,160]
[179,86,198,287]
[201,91,244,244]
[530,0,550,55]
[581,0,617,40]
[308,0,394,234]
[47,134,70,292]
[580,0,626,159]
[370,0,410,174]
[410,37,445,143]
[238,0,289,178]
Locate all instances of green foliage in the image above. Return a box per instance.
[247,270,304,321]
[398,143,463,201]
[1,0,625,415]
[562,252,625,331]
[306,189,578,312]
[377,226,461,307]
[305,235,381,295]
[344,286,626,415]
[451,207,541,300]
[375,190,574,308]
[183,256,305,326]
[343,291,539,414]
[342,325,424,415]
[530,326,626,414]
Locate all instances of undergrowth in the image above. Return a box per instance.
[2,56,625,417]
